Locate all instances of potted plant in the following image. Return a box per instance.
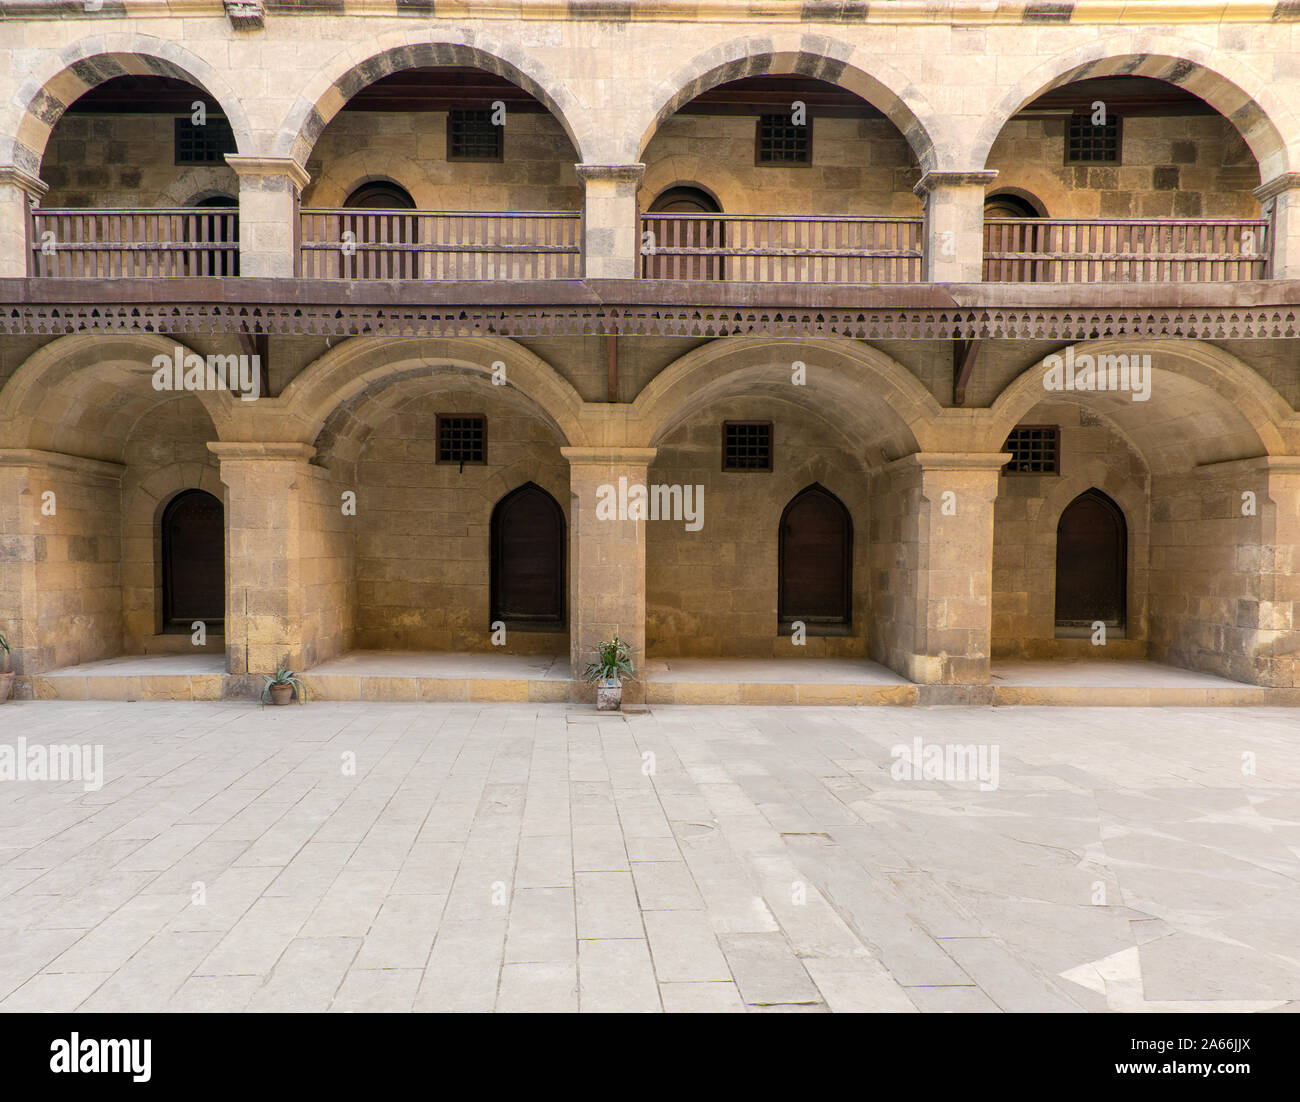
[261,666,305,706]
[0,630,13,703]
[583,635,636,711]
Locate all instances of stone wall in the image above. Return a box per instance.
[645,397,870,658]
[352,388,569,655]
[639,115,921,215]
[301,111,581,211]
[991,402,1151,658]
[40,114,239,208]
[986,114,1260,220]
[0,456,122,678]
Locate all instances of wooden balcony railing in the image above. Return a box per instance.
[639,214,924,282]
[29,208,239,277]
[298,210,582,279]
[983,218,1271,282]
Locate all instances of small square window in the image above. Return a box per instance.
[756,115,811,165]
[723,421,773,471]
[1066,113,1121,164]
[174,117,236,166]
[448,109,504,162]
[1003,425,1059,474]
[437,415,486,465]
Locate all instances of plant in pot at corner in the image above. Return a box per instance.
[583,635,636,711]
[0,630,13,703]
[260,666,306,706]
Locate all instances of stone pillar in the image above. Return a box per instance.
[1254,173,1300,280]
[0,166,46,278]
[912,170,997,283]
[210,442,315,678]
[577,165,644,280]
[562,446,656,703]
[225,155,309,278]
[871,452,1005,701]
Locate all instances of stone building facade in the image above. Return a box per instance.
[2,1,1300,704]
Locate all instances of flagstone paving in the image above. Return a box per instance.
[1,701,1298,1013]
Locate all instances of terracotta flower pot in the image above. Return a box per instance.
[0,670,14,703]
[268,683,295,706]
[595,679,622,711]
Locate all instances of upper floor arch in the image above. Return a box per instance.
[630,35,945,173]
[972,38,1295,182]
[2,33,253,177]
[272,31,589,169]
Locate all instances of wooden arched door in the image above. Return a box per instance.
[491,483,566,629]
[778,484,852,628]
[344,180,418,279]
[1055,489,1126,632]
[644,185,724,280]
[162,489,225,629]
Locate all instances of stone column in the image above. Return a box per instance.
[912,170,997,283]
[225,155,309,278]
[871,452,1005,701]
[1254,173,1300,280]
[0,166,46,278]
[562,446,656,703]
[210,442,315,678]
[577,165,644,280]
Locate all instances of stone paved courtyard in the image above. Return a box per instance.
[1,701,1298,1013]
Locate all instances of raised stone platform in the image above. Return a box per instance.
[991,658,1297,706]
[17,652,1299,707]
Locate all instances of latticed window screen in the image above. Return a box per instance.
[437,415,486,464]
[757,115,811,164]
[723,421,773,471]
[448,109,503,161]
[174,117,236,165]
[1066,114,1121,163]
[1003,425,1059,474]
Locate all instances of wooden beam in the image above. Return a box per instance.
[953,337,982,407]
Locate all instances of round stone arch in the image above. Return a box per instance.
[4,35,254,178]
[632,337,945,466]
[630,34,944,172]
[972,39,1295,182]
[983,338,1295,475]
[273,32,589,169]
[0,334,241,461]
[280,336,588,458]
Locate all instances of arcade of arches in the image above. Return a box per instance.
[3,332,1300,703]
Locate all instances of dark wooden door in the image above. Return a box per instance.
[343,182,417,280]
[491,483,565,627]
[1055,489,1126,628]
[778,485,852,625]
[162,489,225,627]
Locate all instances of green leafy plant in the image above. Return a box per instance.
[260,666,305,704]
[583,635,636,685]
[0,630,10,672]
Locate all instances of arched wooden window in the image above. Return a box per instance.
[491,483,565,629]
[644,184,724,280]
[778,484,852,628]
[162,489,225,629]
[1055,489,1126,632]
[343,180,418,279]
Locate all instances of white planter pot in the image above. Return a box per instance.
[596,679,622,711]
